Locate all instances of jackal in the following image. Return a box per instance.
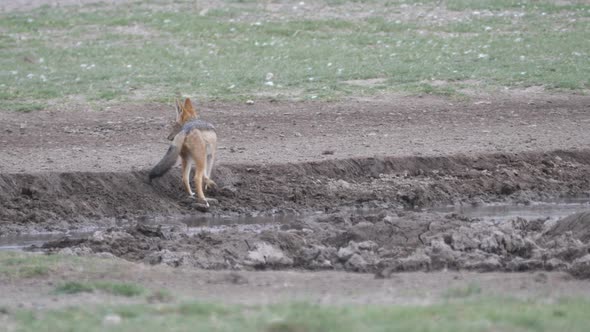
[149,98,217,206]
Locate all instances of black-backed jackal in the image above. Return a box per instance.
[149,98,217,206]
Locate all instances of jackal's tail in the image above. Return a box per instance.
[149,132,186,181]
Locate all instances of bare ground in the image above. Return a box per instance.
[1,92,588,173]
[2,266,589,308]
[1,92,590,309]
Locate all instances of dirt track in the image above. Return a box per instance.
[1,92,589,173]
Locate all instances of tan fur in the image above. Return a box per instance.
[177,98,198,123]
[178,126,217,204]
[151,98,217,207]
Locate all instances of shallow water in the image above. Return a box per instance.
[0,230,94,251]
[178,213,295,228]
[429,198,590,222]
[1,198,588,251]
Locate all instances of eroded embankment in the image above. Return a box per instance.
[1,149,589,229]
[3,149,590,277]
[42,210,590,279]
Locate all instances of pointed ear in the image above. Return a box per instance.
[175,99,183,115]
[183,97,198,117]
[183,98,193,111]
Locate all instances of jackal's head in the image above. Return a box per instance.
[167,98,198,140]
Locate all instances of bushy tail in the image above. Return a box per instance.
[149,132,185,181]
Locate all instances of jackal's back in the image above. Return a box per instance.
[181,119,215,133]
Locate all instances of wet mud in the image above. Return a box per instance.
[2,150,589,278]
[38,208,590,279]
[2,149,589,228]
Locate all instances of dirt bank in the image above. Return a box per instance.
[2,148,586,279]
[1,150,589,233]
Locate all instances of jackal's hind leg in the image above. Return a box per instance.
[204,177,217,191]
[181,157,194,197]
[193,157,208,207]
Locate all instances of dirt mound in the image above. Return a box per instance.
[39,208,590,278]
[2,150,590,234]
[39,211,457,271]
[377,214,590,277]
[545,211,590,242]
[4,149,590,278]
[568,255,590,279]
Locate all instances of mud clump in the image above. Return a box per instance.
[336,241,380,272]
[568,255,590,279]
[39,209,590,279]
[545,211,590,242]
[244,242,294,268]
[378,212,590,278]
[39,211,446,272]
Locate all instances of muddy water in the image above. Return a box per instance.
[0,215,295,251]
[0,230,94,251]
[1,199,589,251]
[429,198,590,222]
[183,198,590,229]
[178,213,295,228]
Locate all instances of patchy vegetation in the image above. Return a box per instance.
[0,252,60,279]
[1,1,589,331]
[54,281,145,297]
[12,298,590,332]
[1,0,589,110]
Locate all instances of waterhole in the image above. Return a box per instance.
[1,198,588,251]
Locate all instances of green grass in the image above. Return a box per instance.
[11,298,590,332]
[0,251,137,281]
[2,252,590,331]
[0,252,63,279]
[0,0,588,110]
[54,281,145,297]
[146,289,175,303]
[443,282,482,299]
[0,252,146,297]
[444,0,590,12]
[54,281,95,294]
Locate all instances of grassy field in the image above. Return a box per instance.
[10,297,590,331]
[0,0,589,111]
[2,251,590,331]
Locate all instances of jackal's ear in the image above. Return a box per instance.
[175,99,183,115]
[183,98,198,117]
